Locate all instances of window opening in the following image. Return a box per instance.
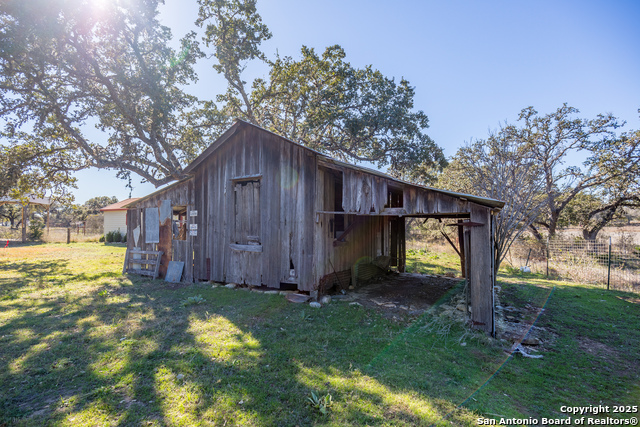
[387,187,403,208]
[172,206,187,240]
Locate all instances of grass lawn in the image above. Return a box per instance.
[405,248,462,276]
[0,243,639,426]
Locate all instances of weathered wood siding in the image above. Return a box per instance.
[191,125,315,289]
[126,179,195,282]
[313,166,390,287]
[124,121,497,333]
[318,160,472,216]
[315,159,495,332]
[469,203,493,331]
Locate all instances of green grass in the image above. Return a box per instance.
[406,248,462,276]
[0,243,639,426]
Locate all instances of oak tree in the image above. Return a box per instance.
[0,0,221,188]
[2,0,446,187]
[197,0,446,183]
[516,105,640,240]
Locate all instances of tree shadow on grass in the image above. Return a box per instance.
[0,260,71,299]
[10,268,638,425]
[0,271,491,426]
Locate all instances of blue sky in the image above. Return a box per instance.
[71,0,640,203]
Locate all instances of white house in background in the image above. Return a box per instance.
[100,198,140,235]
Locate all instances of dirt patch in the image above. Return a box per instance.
[617,295,640,304]
[577,336,621,360]
[330,272,461,318]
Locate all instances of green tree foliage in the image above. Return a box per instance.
[0,204,21,228]
[559,166,640,240]
[558,192,604,229]
[197,0,271,125]
[0,143,77,199]
[0,146,20,197]
[444,105,640,244]
[44,196,119,228]
[2,0,444,188]
[83,196,119,214]
[27,216,44,240]
[0,0,223,187]
[197,0,446,183]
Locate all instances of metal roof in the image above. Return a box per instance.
[0,195,52,207]
[100,198,141,211]
[122,178,191,208]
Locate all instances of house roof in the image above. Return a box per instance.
[122,177,192,208]
[100,198,140,212]
[0,195,51,207]
[130,120,505,210]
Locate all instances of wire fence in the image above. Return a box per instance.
[0,226,102,243]
[507,237,640,292]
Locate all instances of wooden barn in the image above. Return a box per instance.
[124,120,504,332]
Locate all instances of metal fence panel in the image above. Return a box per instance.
[507,238,640,292]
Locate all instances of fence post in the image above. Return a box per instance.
[607,237,611,290]
[66,227,71,244]
[546,236,550,277]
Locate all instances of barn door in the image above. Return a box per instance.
[229,179,262,286]
[234,180,261,245]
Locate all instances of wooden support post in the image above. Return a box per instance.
[458,219,466,278]
[66,227,71,244]
[469,205,493,333]
[490,213,496,337]
[464,226,471,321]
[390,217,398,267]
[398,217,406,273]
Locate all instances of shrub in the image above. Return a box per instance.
[113,230,123,243]
[28,218,45,241]
[122,233,127,243]
[99,235,105,242]
[105,231,114,243]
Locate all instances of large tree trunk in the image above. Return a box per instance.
[547,210,560,238]
[582,204,620,241]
